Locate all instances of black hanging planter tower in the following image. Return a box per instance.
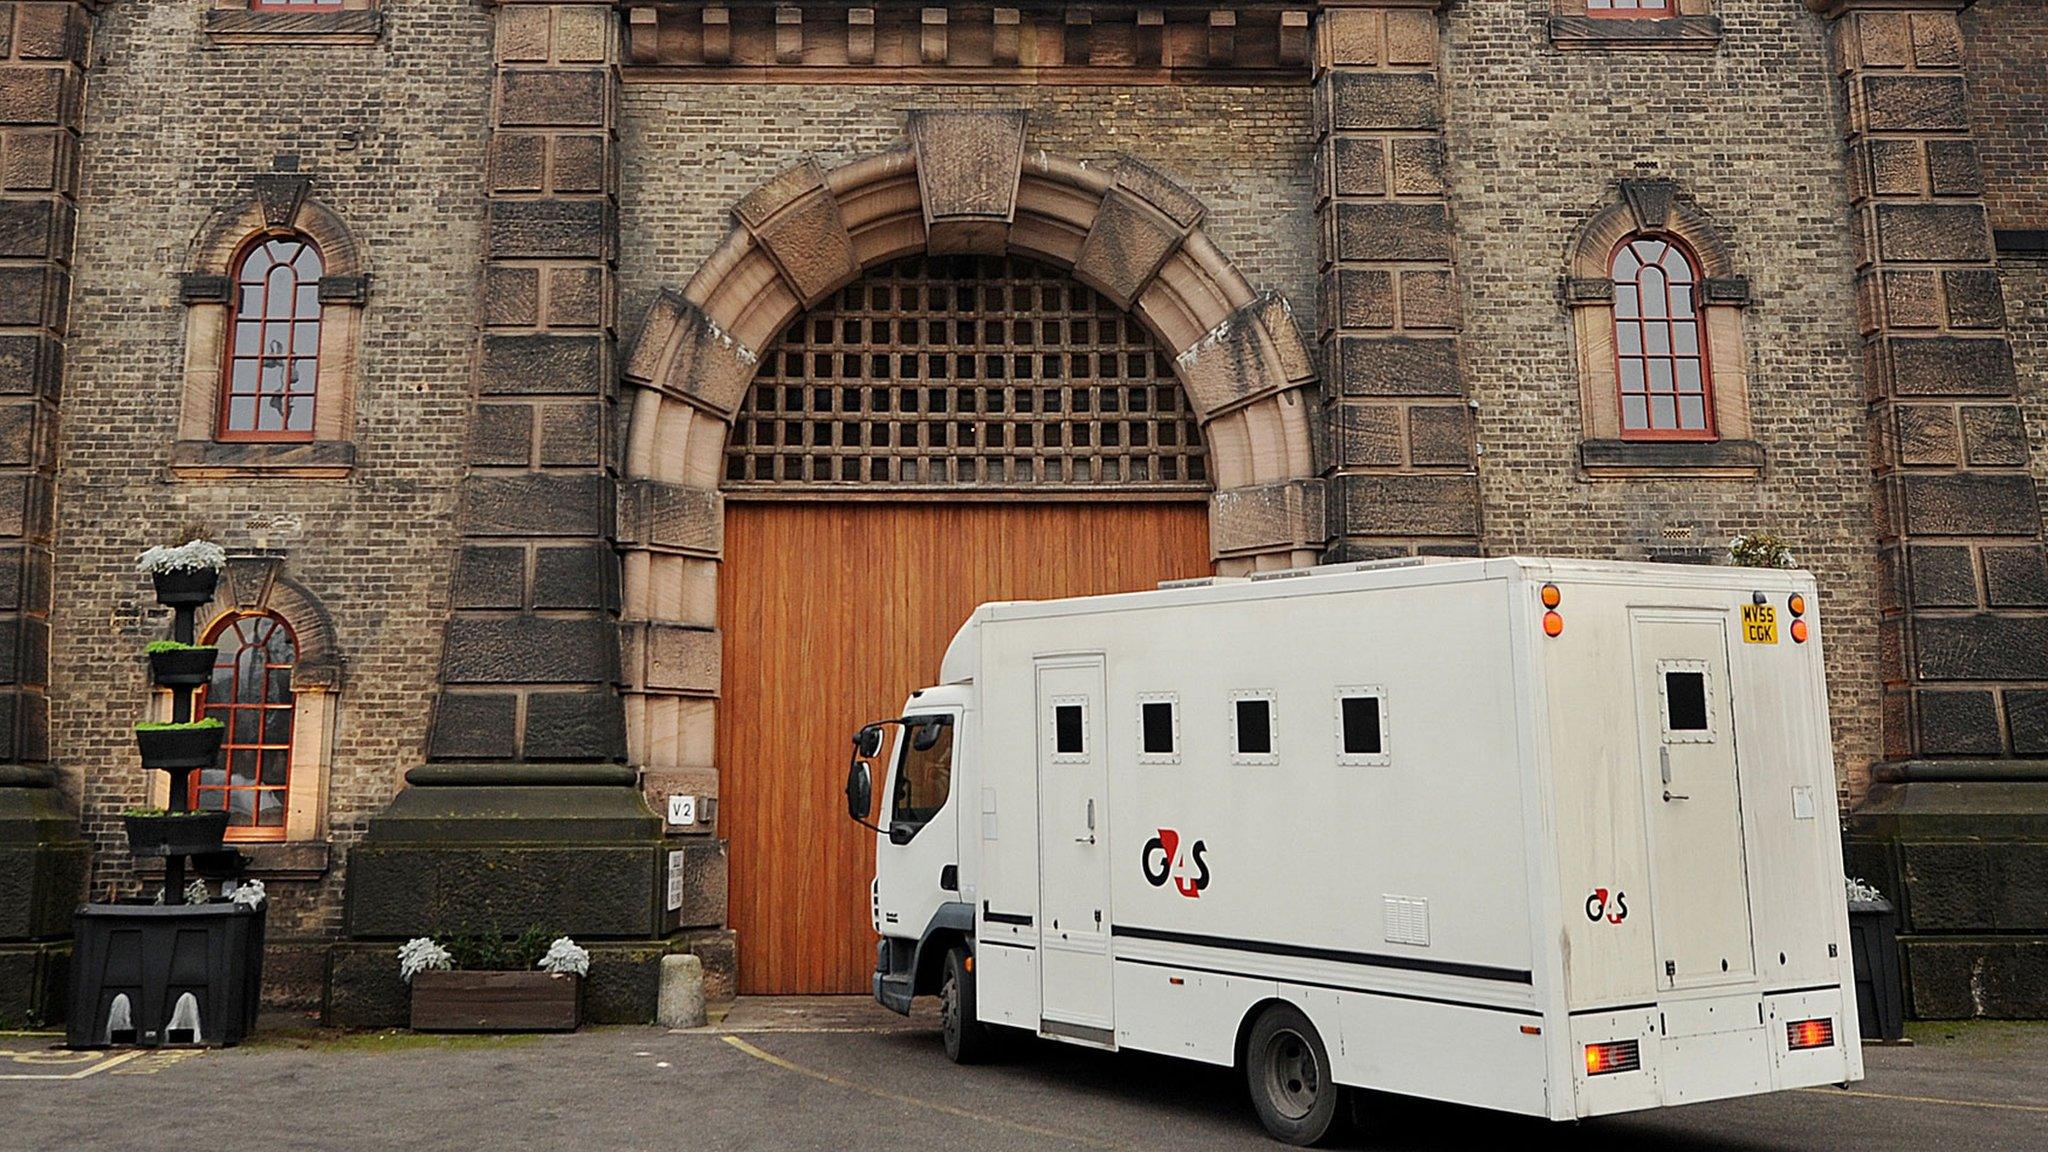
[68,553,267,1049]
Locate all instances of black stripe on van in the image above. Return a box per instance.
[1112,924,1534,985]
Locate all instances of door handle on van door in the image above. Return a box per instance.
[1076,798,1097,844]
[1660,746,1673,786]
[1663,790,1690,802]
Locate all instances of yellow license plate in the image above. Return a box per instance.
[1742,603,1778,645]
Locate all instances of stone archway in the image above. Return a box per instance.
[614,108,1322,796]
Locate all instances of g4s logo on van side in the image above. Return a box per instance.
[1586,887,1628,925]
[1143,828,1211,898]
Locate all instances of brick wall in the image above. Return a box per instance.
[1961,0,2048,234]
[1442,0,1882,796]
[53,1,490,945]
[617,84,1319,356]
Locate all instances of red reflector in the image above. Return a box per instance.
[1584,1039,1640,1076]
[1787,1018,1834,1050]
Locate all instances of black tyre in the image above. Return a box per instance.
[940,946,995,1064]
[1245,1003,1343,1146]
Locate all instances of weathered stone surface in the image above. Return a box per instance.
[658,953,707,1027]
[0,200,57,260]
[1175,293,1316,418]
[1903,841,2048,931]
[2007,691,2048,755]
[1887,336,2016,396]
[1915,689,2002,754]
[0,940,69,1029]
[1874,203,1991,263]
[1856,74,1968,133]
[460,473,611,538]
[1336,473,1481,538]
[347,842,662,939]
[1925,138,1984,197]
[1893,404,1958,465]
[524,689,627,761]
[1959,405,2030,467]
[1914,614,2048,681]
[426,692,519,760]
[908,109,1026,254]
[1335,202,1451,262]
[1904,939,2048,1019]
[736,162,860,307]
[478,333,607,396]
[487,199,610,260]
[533,544,618,610]
[1983,547,2048,608]
[0,69,69,127]
[1898,473,2041,537]
[1941,268,2004,329]
[1110,156,1203,229]
[322,944,409,1028]
[442,616,621,684]
[665,839,729,930]
[538,401,605,467]
[1326,71,1440,131]
[0,335,58,398]
[632,622,720,693]
[618,480,722,555]
[468,404,533,466]
[1334,335,1462,396]
[452,546,525,610]
[551,135,609,195]
[626,294,758,416]
[1330,268,1394,330]
[1209,479,1324,555]
[1073,186,1186,309]
[1408,405,1472,467]
[1907,545,1977,607]
[499,69,608,128]
[1335,403,1402,467]
[1329,135,1384,197]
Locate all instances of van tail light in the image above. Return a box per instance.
[1584,1039,1641,1076]
[1787,1018,1835,1050]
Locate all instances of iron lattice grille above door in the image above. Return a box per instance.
[726,255,1210,494]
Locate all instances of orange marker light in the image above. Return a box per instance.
[1540,583,1562,609]
[1788,592,1807,617]
[1791,619,1809,644]
[1584,1040,1640,1076]
[1787,1018,1834,1050]
[1542,610,1565,638]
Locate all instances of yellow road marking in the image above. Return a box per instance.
[721,1034,1126,1151]
[0,1050,148,1081]
[1796,1086,2048,1115]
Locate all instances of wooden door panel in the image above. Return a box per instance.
[719,501,1213,994]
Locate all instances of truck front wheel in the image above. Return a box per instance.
[1245,1003,1342,1146]
[940,946,995,1064]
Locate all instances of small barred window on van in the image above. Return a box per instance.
[1141,701,1175,755]
[1341,696,1383,755]
[1235,699,1273,756]
[1054,703,1086,755]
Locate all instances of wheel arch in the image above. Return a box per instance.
[911,901,976,996]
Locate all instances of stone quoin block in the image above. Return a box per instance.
[1874,203,1991,263]
[625,294,758,417]
[1941,268,2005,329]
[1925,138,1984,197]
[2006,691,2048,754]
[1913,614,2048,682]
[1897,473,2042,537]
[532,544,619,611]
[0,69,70,127]
[1335,403,1403,468]
[427,693,520,760]
[907,108,1027,254]
[487,199,611,261]
[478,333,608,396]
[538,401,606,467]
[1983,547,2048,607]
[523,690,628,761]
[452,546,526,610]
[1886,336,2017,397]
[1407,405,1473,467]
[498,70,609,129]
[1335,473,1482,538]
[1915,689,2002,755]
[1893,404,1959,465]
[1210,480,1325,555]
[441,616,622,685]
[1959,405,2030,467]
[467,404,533,466]
[1855,74,1969,133]
[460,473,611,538]
[1335,202,1452,263]
[1906,545,1977,607]
[1326,71,1441,132]
[0,200,60,260]
[1334,336,1463,397]
[1174,294,1315,418]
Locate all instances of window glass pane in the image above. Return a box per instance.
[1141,701,1175,755]
[1622,394,1649,429]
[230,748,258,787]
[1235,698,1273,756]
[891,718,955,825]
[1055,704,1085,755]
[1677,360,1703,392]
[1647,360,1673,392]
[228,396,256,430]
[1341,696,1383,756]
[1674,322,1699,357]
[1666,671,1709,731]
[1651,395,1678,427]
[261,749,290,785]
[1616,323,1642,355]
[264,708,294,745]
[285,396,314,432]
[1679,395,1708,429]
[256,789,285,827]
[1620,359,1645,392]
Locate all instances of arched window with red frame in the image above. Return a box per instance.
[222,233,323,441]
[251,1,347,9]
[1611,234,1713,440]
[192,611,298,840]
[1585,0,1675,16]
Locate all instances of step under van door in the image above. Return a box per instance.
[1035,654,1114,1044]
[1631,611,1757,992]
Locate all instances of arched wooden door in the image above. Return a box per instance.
[717,255,1216,994]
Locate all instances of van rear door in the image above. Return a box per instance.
[1631,611,1756,991]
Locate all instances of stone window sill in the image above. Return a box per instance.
[138,840,331,882]
[203,9,383,46]
[172,439,356,480]
[1580,438,1763,479]
[1549,15,1723,51]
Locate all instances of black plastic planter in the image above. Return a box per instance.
[123,810,230,858]
[135,723,224,771]
[150,566,219,608]
[67,902,265,1048]
[148,646,216,688]
[1849,897,1906,1042]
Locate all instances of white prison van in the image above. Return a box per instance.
[844,557,1864,1144]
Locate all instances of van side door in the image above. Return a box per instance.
[1035,654,1114,1043]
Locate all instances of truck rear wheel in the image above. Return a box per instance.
[940,946,995,1064]
[1245,1003,1342,1146]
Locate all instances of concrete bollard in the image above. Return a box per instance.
[658,953,707,1029]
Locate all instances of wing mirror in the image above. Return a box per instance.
[846,724,881,830]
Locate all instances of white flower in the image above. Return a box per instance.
[227,879,266,909]
[1846,876,1886,904]
[397,936,454,984]
[537,936,590,977]
[137,540,227,575]
[184,879,211,906]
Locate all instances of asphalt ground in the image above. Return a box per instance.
[2,1001,2042,1151]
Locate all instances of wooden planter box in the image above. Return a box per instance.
[409,971,581,1033]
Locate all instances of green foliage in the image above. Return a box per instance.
[1728,531,1796,570]
[134,718,225,732]
[145,640,213,654]
[121,807,218,818]
[439,924,556,972]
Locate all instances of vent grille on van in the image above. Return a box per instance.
[1383,896,1429,946]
